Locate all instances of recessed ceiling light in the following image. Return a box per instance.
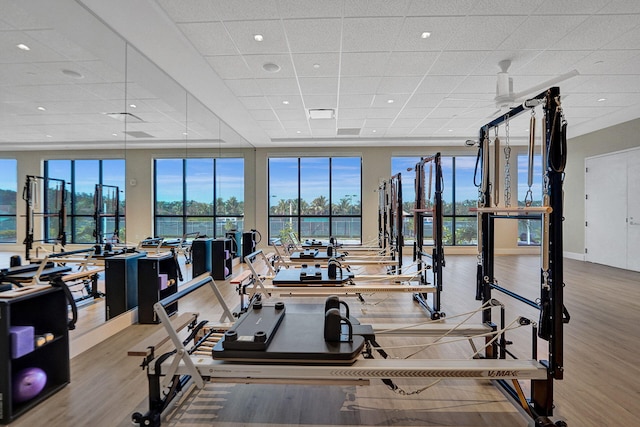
[263,62,281,73]
[296,130,301,134]
[421,32,431,39]
[37,106,46,111]
[448,129,453,132]
[112,133,118,137]
[129,104,137,108]
[61,69,84,79]
[387,99,394,104]
[372,130,377,133]
[183,132,188,136]
[597,98,607,102]
[46,134,52,138]
[282,100,289,105]
[313,63,320,69]
[254,34,264,42]
[17,43,30,51]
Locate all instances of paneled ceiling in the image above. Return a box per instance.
[2,0,640,150]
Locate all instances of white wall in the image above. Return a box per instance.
[564,118,640,258]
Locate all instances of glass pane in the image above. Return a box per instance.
[443,218,454,245]
[156,216,183,238]
[421,216,434,245]
[331,157,361,215]
[269,217,298,242]
[187,217,214,237]
[0,216,16,243]
[155,159,184,215]
[216,158,244,215]
[74,160,99,215]
[269,158,299,215]
[102,159,126,200]
[518,218,542,246]
[74,216,94,243]
[441,157,454,216]
[300,158,329,215]
[454,156,477,215]
[186,158,214,216]
[331,217,361,244]
[300,217,330,240]
[45,160,71,217]
[215,217,242,237]
[454,217,477,245]
[0,159,17,215]
[392,157,420,243]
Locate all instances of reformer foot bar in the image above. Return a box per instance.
[131,276,547,427]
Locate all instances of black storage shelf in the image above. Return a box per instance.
[212,238,232,280]
[137,253,179,324]
[104,251,146,320]
[1,287,70,424]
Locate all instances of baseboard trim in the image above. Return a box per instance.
[563,251,585,261]
[70,309,138,358]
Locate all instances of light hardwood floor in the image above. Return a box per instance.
[3,252,639,427]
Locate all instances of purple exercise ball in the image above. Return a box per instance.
[13,367,47,403]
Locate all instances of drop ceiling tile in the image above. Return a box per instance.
[384,51,439,76]
[298,77,338,94]
[385,127,415,135]
[275,109,307,121]
[344,0,411,17]
[224,78,263,96]
[206,55,254,79]
[603,27,640,51]
[312,129,337,137]
[414,76,464,95]
[224,20,288,54]
[366,108,399,119]
[406,0,476,16]
[394,17,464,51]
[338,94,374,109]
[392,118,422,128]
[377,76,422,93]
[243,54,296,78]
[238,96,271,109]
[397,108,431,119]
[291,53,340,77]
[428,51,490,76]
[342,17,405,52]
[309,118,335,129]
[453,76,499,95]
[371,94,410,108]
[256,120,285,130]
[266,129,288,138]
[339,109,367,120]
[257,78,301,95]
[498,15,588,51]
[277,0,343,18]
[340,52,390,77]
[156,0,221,22]
[572,75,640,93]
[534,0,611,15]
[469,0,545,14]
[404,93,447,108]
[447,16,527,51]
[268,95,304,109]
[211,0,279,20]
[515,51,589,76]
[283,18,342,53]
[302,94,338,109]
[336,118,365,128]
[339,76,381,94]
[249,109,278,120]
[555,15,640,51]
[364,118,393,127]
[178,22,237,55]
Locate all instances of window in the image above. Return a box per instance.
[268,157,361,244]
[154,158,244,238]
[392,155,477,246]
[517,153,542,246]
[0,159,17,243]
[44,159,125,244]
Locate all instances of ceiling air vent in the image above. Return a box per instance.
[337,128,361,136]
[124,131,154,138]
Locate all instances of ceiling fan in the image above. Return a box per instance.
[451,60,579,117]
[493,59,579,109]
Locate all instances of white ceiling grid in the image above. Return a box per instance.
[1,0,640,149]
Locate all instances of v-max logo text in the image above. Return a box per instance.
[488,370,520,377]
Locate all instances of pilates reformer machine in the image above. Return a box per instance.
[411,153,446,320]
[230,249,432,315]
[471,87,570,426]
[129,274,553,427]
[137,232,199,267]
[22,175,67,261]
[93,184,121,251]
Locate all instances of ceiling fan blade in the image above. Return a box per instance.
[511,69,580,102]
